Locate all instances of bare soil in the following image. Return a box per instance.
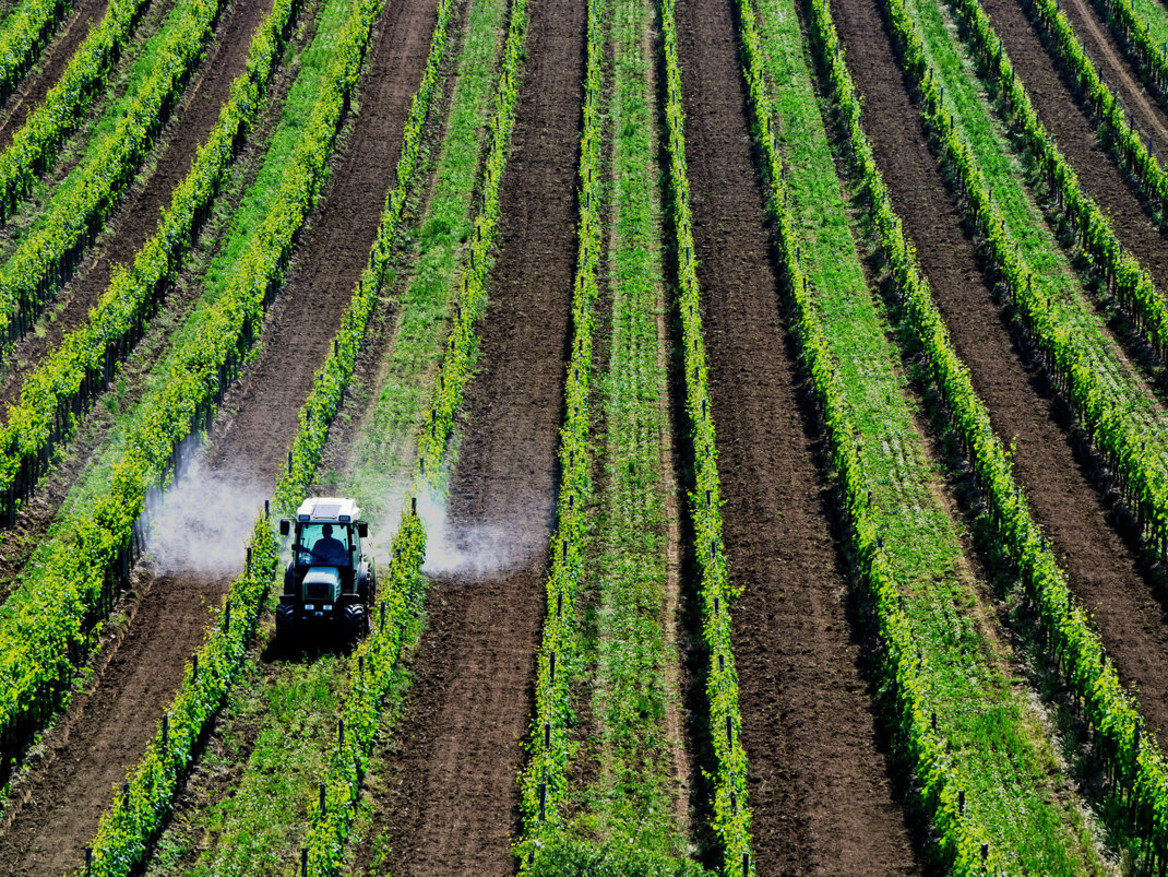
[833,0,1168,754]
[982,0,1168,316]
[0,0,443,864]
[0,0,115,147]
[0,0,277,412]
[0,0,323,602]
[1059,0,1168,147]
[0,572,221,875]
[367,0,586,870]
[204,0,441,486]
[674,0,922,871]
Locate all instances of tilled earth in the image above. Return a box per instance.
[834,0,1168,751]
[675,0,922,871]
[369,0,586,869]
[0,0,442,865]
[0,0,278,411]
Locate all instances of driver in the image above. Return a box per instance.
[311,524,349,566]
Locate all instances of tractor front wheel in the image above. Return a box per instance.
[276,603,296,641]
[341,603,367,640]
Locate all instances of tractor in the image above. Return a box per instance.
[277,497,375,641]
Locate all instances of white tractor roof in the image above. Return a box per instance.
[296,496,362,523]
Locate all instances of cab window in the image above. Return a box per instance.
[297,524,352,566]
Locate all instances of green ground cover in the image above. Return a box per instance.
[748,0,1106,868]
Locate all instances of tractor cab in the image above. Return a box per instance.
[276,497,375,641]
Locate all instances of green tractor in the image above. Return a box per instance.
[277,497,375,641]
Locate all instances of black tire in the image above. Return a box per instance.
[276,602,296,641]
[341,603,367,640]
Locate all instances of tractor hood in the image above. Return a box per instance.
[302,566,341,603]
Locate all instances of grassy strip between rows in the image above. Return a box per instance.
[80,0,457,867]
[889,0,1168,571]
[0,0,236,352]
[299,0,529,869]
[660,0,755,870]
[0,0,151,219]
[0,0,379,795]
[744,0,1110,869]
[334,0,505,525]
[45,0,350,539]
[0,0,300,536]
[515,0,600,861]
[811,0,1168,867]
[876,0,1168,862]
[0,0,76,103]
[585,0,686,860]
[940,0,1168,376]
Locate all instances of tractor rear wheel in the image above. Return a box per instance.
[341,603,367,640]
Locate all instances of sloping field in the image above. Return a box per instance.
[6,0,1168,870]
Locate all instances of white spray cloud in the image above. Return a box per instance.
[144,456,269,577]
[415,487,544,579]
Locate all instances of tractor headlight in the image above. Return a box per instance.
[324,604,333,611]
[305,604,314,610]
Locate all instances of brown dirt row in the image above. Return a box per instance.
[153,0,480,864]
[0,0,114,147]
[1059,0,1168,149]
[0,0,443,866]
[0,0,179,252]
[0,571,223,875]
[832,0,1168,755]
[0,0,322,603]
[674,0,922,871]
[369,0,585,870]
[202,0,441,486]
[980,0,1168,332]
[0,0,326,861]
[0,0,276,413]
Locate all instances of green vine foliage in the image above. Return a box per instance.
[301,0,531,869]
[0,0,78,104]
[880,0,1168,578]
[516,0,601,864]
[414,0,528,484]
[946,0,1168,365]
[1081,0,1168,104]
[0,0,153,219]
[873,0,1168,862]
[0,0,303,526]
[0,0,385,795]
[660,0,754,870]
[731,0,1004,868]
[0,0,235,347]
[79,0,460,866]
[85,521,279,876]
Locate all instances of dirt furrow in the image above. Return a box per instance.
[204,0,440,486]
[0,0,115,147]
[674,0,920,871]
[0,0,323,601]
[0,572,221,876]
[0,0,443,865]
[372,0,585,870]
[982,0,1168,315]
[1059,0,1168,147]
[833,0,1168,753]
[0,0,276,413]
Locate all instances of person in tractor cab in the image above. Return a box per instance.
[311,524,349,566]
